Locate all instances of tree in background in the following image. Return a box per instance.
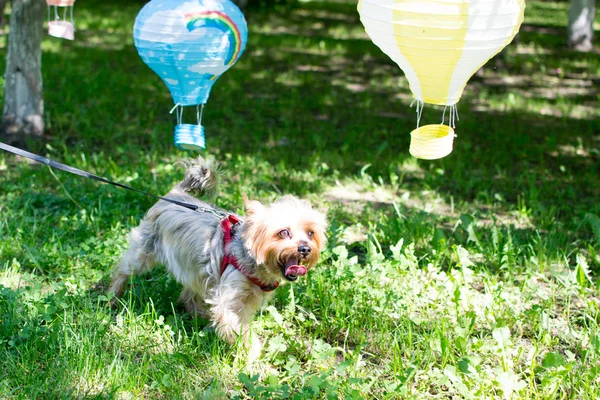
[1,0,45,142]
[568,0,596,52]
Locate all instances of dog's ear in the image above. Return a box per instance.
[243,195,265,216]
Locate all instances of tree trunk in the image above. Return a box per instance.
[1,0,45,142]
[567,0,596,52]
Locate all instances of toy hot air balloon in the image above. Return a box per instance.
[358,0,525,159]
[47,0,76,41]
[133,0,248,150]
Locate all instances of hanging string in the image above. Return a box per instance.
[169,103,181,114]
[409,101,459,130]
[454,105,460,126]
[453,105,457,128]
[196,104,204,126]
[54,5,59,20]
[70,5,75,27]
[441,105,448,126]
[410,99,424,129]
[62,6,67,22]
[448,104,460,129]
[169,103,183,125]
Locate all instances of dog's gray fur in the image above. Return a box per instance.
[108,156,327,349]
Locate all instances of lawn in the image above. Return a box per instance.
[1,0,599,398]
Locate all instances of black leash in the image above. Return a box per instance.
[0,141,203,212]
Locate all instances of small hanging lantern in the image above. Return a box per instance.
[47,0,76,41]
[358,0,525,159]
[133,0,248,151]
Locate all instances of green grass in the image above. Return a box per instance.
[1,0,600,398]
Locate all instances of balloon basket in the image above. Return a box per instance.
[175,124,205,151]
[409,124,455,160]
[48,20,75,40]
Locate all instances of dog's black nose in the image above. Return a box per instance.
[298,245,311,257]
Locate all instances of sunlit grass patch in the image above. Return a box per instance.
[1,0,600,397]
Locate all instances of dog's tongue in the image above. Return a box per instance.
[285,258,307,277]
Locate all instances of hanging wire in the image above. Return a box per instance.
[169,103,184,125]
[441,105,448,125]
[169,103,181,114]
[447,104,460,129]
[70,5,75,27]
[453,106,457,128]
[197,104,204,126]
[410,99,424,129]
[62,6,67,21]
[54,5,59,20]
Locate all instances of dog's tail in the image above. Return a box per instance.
[174,156,219,199]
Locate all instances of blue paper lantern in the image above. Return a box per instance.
[133,0,248,150]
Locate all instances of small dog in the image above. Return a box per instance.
[108,157,327,346]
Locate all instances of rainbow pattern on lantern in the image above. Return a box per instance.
[134,0,248,106]
[185,11,243,70]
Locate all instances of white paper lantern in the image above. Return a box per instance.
[47,0,76,41]
[358,0,525,159]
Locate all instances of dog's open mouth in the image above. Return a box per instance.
[280,257,307,281]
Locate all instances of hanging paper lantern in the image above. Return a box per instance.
[358,0,525,159]
[47,0,76,41]
[133,0,248,150]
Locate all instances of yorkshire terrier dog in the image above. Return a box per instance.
[108,157,327,347]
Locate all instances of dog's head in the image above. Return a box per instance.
[241,195,327,282]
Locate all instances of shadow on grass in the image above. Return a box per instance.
[1,0,598,241]
[3,2,600,397]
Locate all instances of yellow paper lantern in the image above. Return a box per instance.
[358,0,525,159]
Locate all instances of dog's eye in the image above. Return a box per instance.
[307,230,314,238]
[278,229,291,239]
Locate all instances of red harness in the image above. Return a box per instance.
[220,215,279,292]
